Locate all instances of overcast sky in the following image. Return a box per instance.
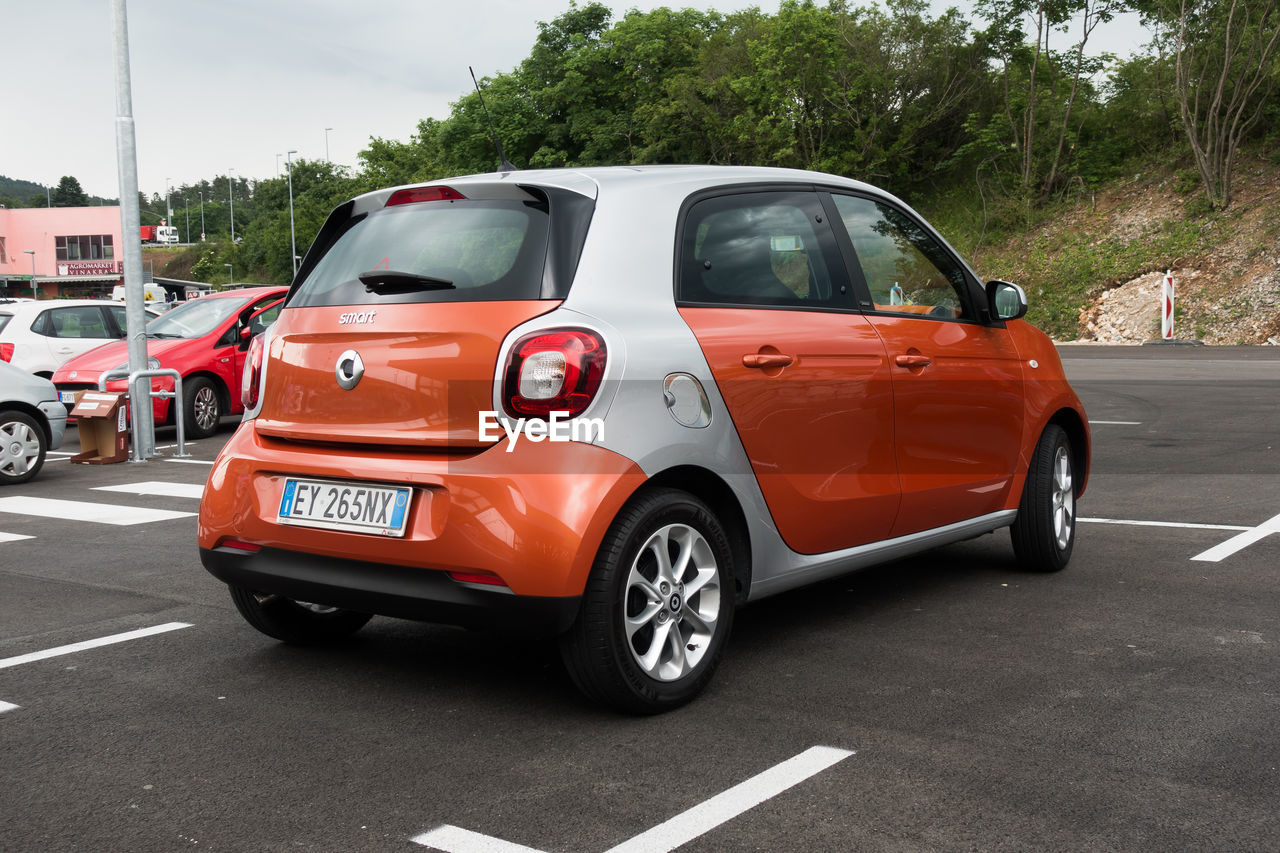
[4,0,1151,201]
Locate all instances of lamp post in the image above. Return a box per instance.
[228,169,235,243]
[286,149,298,278]
[184,197,190,244]
[224,263,233,286]
[23,250,36,299]
[164,176,172,224]
[325,127,333,161]
[198,191,205,240]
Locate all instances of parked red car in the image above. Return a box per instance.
[52,287,287,439]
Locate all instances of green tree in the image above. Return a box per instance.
[51,175,89,207]
[972,0,1123,200]
[1142,0,1280,208]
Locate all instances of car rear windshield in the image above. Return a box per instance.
[289,199,551,307]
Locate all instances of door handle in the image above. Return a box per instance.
[894,354,931,369]
[743,353,795,369]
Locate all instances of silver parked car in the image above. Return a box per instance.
[0,360,67,484]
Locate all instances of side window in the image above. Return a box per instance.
[679,191,844,309]
[30,311,53,336]
[831,194,972,320]
[248,302,282,337]
[48,306,111,339]
[106,305,130,336]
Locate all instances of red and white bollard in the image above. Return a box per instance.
[1160,269,1175,340]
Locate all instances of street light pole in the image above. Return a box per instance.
[286,149,298,279]
[325,127,333,161]
[225,263,233,286]
[184,197,190,244]
[23,250,36,299]
[228,169,235,243]
[198,191,205,240]
[165,176,172,224]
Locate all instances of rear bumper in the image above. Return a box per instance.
[201,545,581,634]
[198,423,648,604]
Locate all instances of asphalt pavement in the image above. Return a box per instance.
[1,345,1277,852]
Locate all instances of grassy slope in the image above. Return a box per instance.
[914,152,1280,342]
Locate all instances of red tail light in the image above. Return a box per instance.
[386,186,467,206]
[502,329,606,418]
[0,343,13,362]
[240,333,265,409]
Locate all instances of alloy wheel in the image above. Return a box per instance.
[624,522,722,682]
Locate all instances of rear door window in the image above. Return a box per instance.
[678,190,849,309]
[290,199,550,307]
[42,306,112,339]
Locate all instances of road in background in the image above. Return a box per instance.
[1,346,1277,851]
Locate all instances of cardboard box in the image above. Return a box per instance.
[70,392,130,464]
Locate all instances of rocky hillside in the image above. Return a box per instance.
[969,153,1280,345]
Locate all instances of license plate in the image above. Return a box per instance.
[59,391,78,405]
[277,478,412,537]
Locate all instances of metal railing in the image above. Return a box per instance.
[97,367,192,461]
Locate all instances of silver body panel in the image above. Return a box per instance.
[1,361,67,451]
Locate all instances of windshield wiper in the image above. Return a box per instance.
[147,332,183,339]
[358,270,455,294]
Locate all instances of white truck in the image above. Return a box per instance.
[112,283,166,302]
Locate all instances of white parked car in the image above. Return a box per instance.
[0,299,151,377]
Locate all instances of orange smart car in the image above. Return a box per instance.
[199,166,1089,713]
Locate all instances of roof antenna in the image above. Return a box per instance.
[469,66,516,173]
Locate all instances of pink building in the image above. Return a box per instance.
[0,206,124,298]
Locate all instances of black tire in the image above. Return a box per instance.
[183,376,221,439]
[560,487,736,714]
[1011,424,1076,572]
[228,584,372,644]
[0,410,47,485]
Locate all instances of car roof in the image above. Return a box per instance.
[0,298,124,314]
[351,164,890,208]
[198,287,288,298]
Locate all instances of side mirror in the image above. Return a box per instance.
[986,280,1027,322]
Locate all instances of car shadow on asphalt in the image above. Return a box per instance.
[220,533,1026,716]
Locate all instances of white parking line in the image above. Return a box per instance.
[1081,517,1251,532]
[0,496,195,525]
[1191,511,1280,562]
[164,458,214,466]
[414,827,545,853]
[0,532,34,544]
[0,700,19,714]
[1089,420,1142,425]
[604,745,853,853]
[93,482,205,500]
[413,745,854,853]
[0,622,193,670]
